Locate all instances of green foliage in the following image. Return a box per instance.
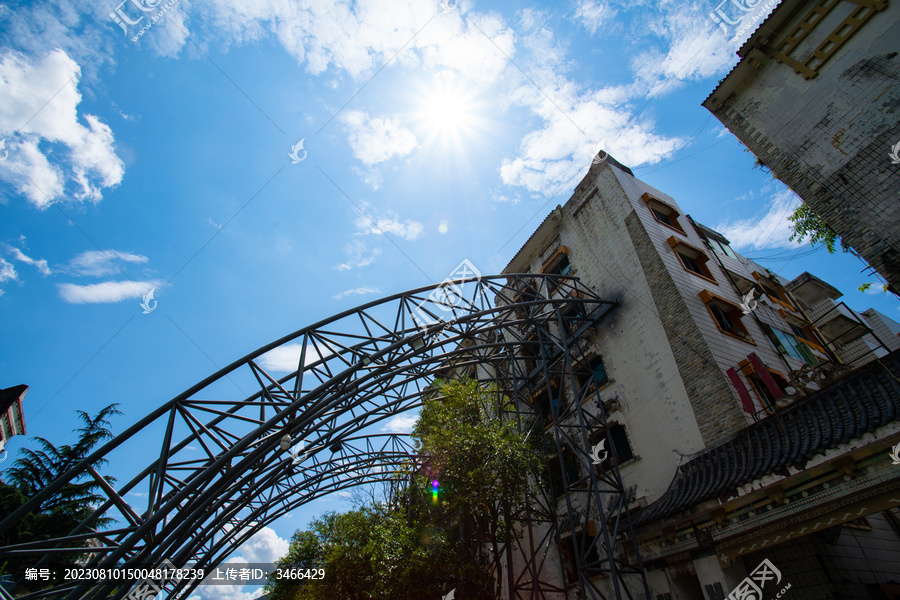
[413,379,539,514]
[415,379,541,597]
[263,503,493,600]
[266,379,538,600]
[788,203,893,294]
[787,203,848,254]
[0,404,121,590]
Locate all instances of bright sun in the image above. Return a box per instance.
[415,77,480,142]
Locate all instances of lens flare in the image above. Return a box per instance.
[432,479,439,504]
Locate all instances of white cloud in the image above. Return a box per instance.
[0,258,17,283]
[231,527,289,564]
[258,342,332,373]
[341,110,417,166]
[495,18,688,195]
[188,527,291,599]
[0,49,124,207]
[627,1,763,98]
[66,250,149,277]
[335,239,382,271]
[379,412,418,433]
[334,205,423,271]
[198,0,513,84]
[351,165,383,190]
[187,584,260,600]
[333,286,381,300]
[58,279,162,304]
[4,245,50,276]
[574,0,616,34]
[715,189,802,251]
[355,213,424,241]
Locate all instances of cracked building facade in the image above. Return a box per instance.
[703,0,900,293]
[498,154,900,599]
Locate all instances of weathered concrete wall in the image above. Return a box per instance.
[542,165,709,505]
[708,1,900,290]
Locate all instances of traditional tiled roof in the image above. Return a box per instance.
[634,351,900,526]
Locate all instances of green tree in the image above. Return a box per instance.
[265,379,535,599]
[0,404,121,590]
[263,501,488,600]
[788,203,891,293]
[413,378,541,599]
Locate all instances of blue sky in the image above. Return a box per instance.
[1,0,897,597]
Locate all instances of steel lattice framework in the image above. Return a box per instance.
[0,273,651,600]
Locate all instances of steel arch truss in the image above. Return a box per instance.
[0,274,650,600]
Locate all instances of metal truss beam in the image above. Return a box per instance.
[0,274,649,600]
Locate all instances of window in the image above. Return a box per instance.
[589,423,634,466]
[564,302,586,320]
[542,247,572,276]
[609,424,634,462]
[709,238,738,259]
[711,305,742,336]
[789,323,813,343]
[589,356,609,387]
[575,356,610,394]
[642,193,685,234]
[700,290,754,343]
[651,207,674,226]
[559,525,600,583]
[762,325,818,364]
[542,247,573,294]
[748,373,776,410]
[545,451,581,499]
[534,384,564,424]
[751,271,794,309]
[771,0,885,79]
[669,237,716,282]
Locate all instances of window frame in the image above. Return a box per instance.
[541,247,573,294]
[668,236,717,283]
[699,290,755,345]
[762,324,811,363]
[558,522,600,583]
[641,193,686,235]
[711,238,738,259]
[575,355,612,397]
[587,423,635,469]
